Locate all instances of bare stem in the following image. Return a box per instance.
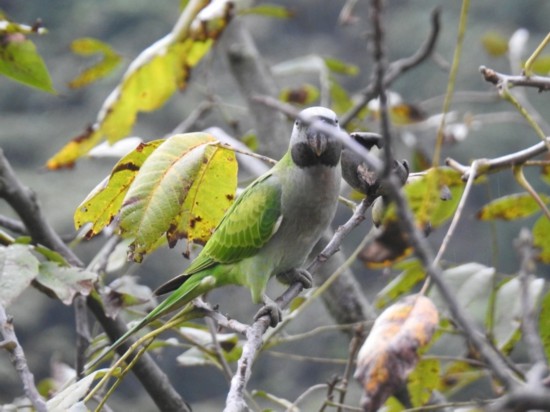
[0,304,47,412]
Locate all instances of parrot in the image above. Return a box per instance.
[90,107,343,365]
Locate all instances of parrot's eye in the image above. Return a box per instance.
[295,120,301,127]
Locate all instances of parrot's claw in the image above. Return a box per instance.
[254,295,282,328]
[276,268,313,289]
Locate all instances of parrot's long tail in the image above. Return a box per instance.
[86,271,217,371]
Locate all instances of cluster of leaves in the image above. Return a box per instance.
[75,133,237,262]
[3,2,550,412]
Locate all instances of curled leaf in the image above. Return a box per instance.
[354,295,439,412]
[68,37,122,88]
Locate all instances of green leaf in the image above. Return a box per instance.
[525,55,550,75]
[74,139,164,237]
[0,245,40,307]
[429,263,495,324]
[279,83,320,105]
[481,31,509,57]
[477,193,549,220]
[0,35,55,93]
[240,4,293,19]
[539,290,550,361]
[118,133,237,262]
[167,142,238,249]
[385,168,464,229]
[376,259,425,308]
[68,37,122,88]
[324,56,359,76]
[533,215,550,263]
[493,277,544,351]
[330,79,353,114]
[440,360,486,396]
[36,262,98,305]
[408,358,440,407]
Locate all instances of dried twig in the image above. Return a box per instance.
[0,304,47,412]
[341,7,441,127]
[480,65,550,92]
[446,137,550,180]
[515,229,548,368]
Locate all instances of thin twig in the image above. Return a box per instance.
[0,304,47,412]
[445,137,550,180]
[206,317,235,383]
[515,229,548,367]
[480,65,550,92]
[341,7,441,127]
[337,326,365,412]
[434,160,478,265]
[286,383,329,412]
[432,0,470,167]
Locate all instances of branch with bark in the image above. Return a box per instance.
[0,148,189,411]
[480,65,550,92]
[0,303,47,412]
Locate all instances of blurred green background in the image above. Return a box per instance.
[1,0,550,410]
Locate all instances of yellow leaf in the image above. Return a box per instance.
[46,0,242,169]
[481,31,509,57]
[68,37,122,88]
[74,139,163,236]
[168,145,237,247]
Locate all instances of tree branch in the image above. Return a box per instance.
[480,65,550,92]
[515,229,548,368]
[446,137,550,180]
[0,148,189,411]
[223,18,289,159]
[341,7,441,127]
[0,303,47,412]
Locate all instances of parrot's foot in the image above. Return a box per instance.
[276,268,313,289]
[254,295,282,328]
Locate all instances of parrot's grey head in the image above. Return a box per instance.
[290,107,342,168]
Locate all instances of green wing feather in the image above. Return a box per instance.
[185,172,282,274]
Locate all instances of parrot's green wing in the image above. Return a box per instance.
[186,172,283,274]
[153,171,282,296]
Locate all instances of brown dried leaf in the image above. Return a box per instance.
[354,295,439,411]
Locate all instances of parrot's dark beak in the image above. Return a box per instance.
[306,129,328,157]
